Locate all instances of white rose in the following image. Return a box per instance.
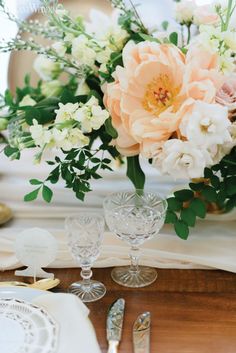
[55,102,79,123]
[29,120,52,147]
[86,9,128,51]
[71,35,96,67]
[19,95,36,107]
[52,42,67,57]
[175,0,196,24]
[34,55,61,81]
[154,139,212,179]
[180,101,231,148]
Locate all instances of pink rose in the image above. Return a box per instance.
[194,5,220,26]
[216,75,236,112]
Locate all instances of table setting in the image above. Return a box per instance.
[0,0,236,352]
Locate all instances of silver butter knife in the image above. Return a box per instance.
[133,312,151,353]
[107,298,125,353]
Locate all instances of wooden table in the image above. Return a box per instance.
[1,268,236,353]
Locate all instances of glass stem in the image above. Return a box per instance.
[80,266,92,287]
[130,246,140,273]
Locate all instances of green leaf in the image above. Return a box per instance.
[60,88,76,104]
[42,185,53,203]
[174,189,194,202]
[4,89,14,107]
[24,188,41,202]
[25,107,42,125]
[225,176,236,196]
[105,117,118,139]
[180,208,196,227]
[47,166,60,184]
[210,175,220,189]
[189,198,206,219]
[202,185,217,202]
[225,197,236,212]
[76,191,85,201]
[167,197,182,211]
[126,155,145,190]
[4,146,20,160]
[189,182,205,192]
[204,167,213,178]
[162,21,169,30]
[169,32,178,45]
[174,220,189,240]
[165,210,177,224]
[29,179,42,185]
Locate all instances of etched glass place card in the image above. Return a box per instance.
[14,228,57,279]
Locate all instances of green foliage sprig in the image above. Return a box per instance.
[165,147,236,239]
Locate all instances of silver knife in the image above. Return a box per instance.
[133,312,151,353]
[106,298,125,353]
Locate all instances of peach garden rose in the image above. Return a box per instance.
[104,40,224,159]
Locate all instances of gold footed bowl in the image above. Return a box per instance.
[0,203,13,225]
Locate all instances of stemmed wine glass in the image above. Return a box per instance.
[103,190,167,288]
[65,213,106,302]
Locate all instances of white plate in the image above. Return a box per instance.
[0,286,48,302]
[0,296,58,353]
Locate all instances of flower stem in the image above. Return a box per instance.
[224,0,233,30]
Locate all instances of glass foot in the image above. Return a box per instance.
[68,280,106,302]
[111,266,157,288]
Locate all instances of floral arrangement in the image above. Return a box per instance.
[0,0,236,238]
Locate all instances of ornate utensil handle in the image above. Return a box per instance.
[108,340,119,353]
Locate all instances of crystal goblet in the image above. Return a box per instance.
[103,190,167,288]
[65,214,106,302]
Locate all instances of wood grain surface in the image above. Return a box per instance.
[1,267,236,353]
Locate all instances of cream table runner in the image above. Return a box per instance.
[1,153,236,273]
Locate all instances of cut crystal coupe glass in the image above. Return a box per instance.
[103,190,167,288]
[65,214,106,302]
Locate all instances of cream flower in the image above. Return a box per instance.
[180,101,231,148]
[33,55,61,81]
[71,35,96,66]
[19,95,36,107]
[76,96,109,133]
[153,139,212,179]
[52,127,89,150]
[29,120,52,147]
[175,0,196,24]
[55,102,79,123]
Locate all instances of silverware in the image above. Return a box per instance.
[0,278,60,291]
[107,298,125,353]
[133,312,151,353]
